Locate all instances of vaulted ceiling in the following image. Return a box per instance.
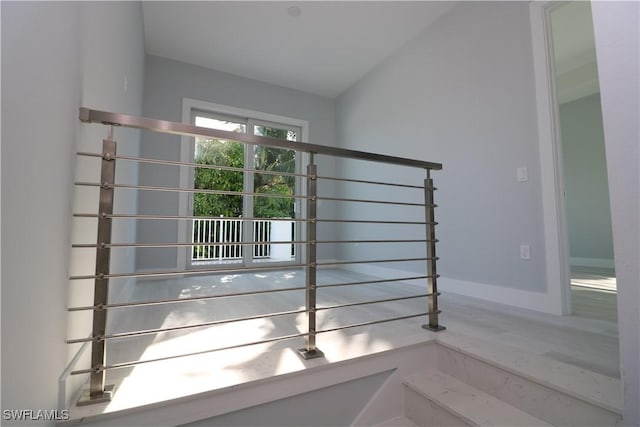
[142,1,456,98]
[143,1,598,102]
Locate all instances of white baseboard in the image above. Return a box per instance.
[570,257,615,269]
[439,277,556,314]
[338,263,556,315]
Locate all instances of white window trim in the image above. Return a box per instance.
[177,97,310,270]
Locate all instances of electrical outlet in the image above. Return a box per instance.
[520,244,531,260]
[517,166,528,182]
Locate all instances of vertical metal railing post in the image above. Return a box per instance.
[78,127,117,405]
[298,154,324,359]
[422,169,446,332]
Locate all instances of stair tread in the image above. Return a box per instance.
[436,331,622,414]
[374,416,419,427]
[404,370,553,426]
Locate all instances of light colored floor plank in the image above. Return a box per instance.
[82,267,620,415]
[570,265,618,323]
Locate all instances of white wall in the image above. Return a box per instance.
[137,55,338,271]
[591,1,640,424]
[66,1,145,409]
[2,2,82,416]
[336,2,549,311]
[558,93,614,267]
[1,0,144,417]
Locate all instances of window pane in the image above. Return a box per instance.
[192,117,245,261]
[252,125,298,261]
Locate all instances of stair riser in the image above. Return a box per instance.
[404,387,472,427]
[437,345,622,426]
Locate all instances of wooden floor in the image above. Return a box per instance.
[570,266,617,323]
[104,268,620,380]
[83,267,621,414]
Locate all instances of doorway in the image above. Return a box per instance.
[185,110,302,269]
[546,1,617,322]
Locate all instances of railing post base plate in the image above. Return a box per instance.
[77,384,115,406]
[422,324,446,332]
[297,348,325,360]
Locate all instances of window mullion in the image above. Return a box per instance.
[244,120,257,265]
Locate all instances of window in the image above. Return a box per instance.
[178,99,307,269]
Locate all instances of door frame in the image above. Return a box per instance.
[529,0,572,316]
[178,97,309,271]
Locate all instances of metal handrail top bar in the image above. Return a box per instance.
[80,108,442,171]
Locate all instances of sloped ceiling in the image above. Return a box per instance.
[142,1,456,98]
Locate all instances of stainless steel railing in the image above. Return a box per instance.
[68,108,444,405]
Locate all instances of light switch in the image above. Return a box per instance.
[517,166,528,182]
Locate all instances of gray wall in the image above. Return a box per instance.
[336,2,546,292]
[1,1,637,423]
[1,0,145,415]
[559,93,614,266]
[137,55,338,270]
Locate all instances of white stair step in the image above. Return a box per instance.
[435,332,622,426]
[436,331,622,414]
[404,370,552,427]
[374,416,419,427]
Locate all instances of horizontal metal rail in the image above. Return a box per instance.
[73,214,432,226]
[316,312,434,334]
[67,276,436,311]
[316,239,433,244]
[80,108,442,170]
[70,265,434,288]
[67,308,307,343]
[70,332,309,375]
[76,182,306,200]
[68,310,439,375]
[316,195,424,207]
[77,182,431,207]
[68,285,306,312]
[77,151,309,179]
[73,213,310,222]
[316,257,435,267]
[316,294,432,311]
[69,263,307,281]
[316,175,424,189]
[72,240,306,249]
[317,275,435,289]
[72,239,430,249]
[316,219,436,225]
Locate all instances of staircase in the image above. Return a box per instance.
[374,332,622,426]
